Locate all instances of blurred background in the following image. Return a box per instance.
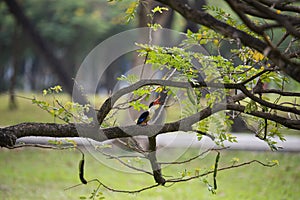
[0,0,132,97]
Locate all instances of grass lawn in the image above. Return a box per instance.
[0,92,70,126]
[0,148,299,200]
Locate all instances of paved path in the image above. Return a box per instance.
[156,132,300,152]
[17,132,300,152]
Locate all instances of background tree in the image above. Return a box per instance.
[1,0,131,95]
[0,0,299,197]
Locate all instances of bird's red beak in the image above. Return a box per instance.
[153,97,161,105]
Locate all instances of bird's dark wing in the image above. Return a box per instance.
[137,111,149,125]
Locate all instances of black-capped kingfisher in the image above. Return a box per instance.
[137,98,161,125]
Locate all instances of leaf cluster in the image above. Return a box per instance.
[32,85,92,123]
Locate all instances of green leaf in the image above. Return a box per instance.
[117,74,138,84]
[270,159,279,166]
[152,6,169,14]
[244,100,258,113]
[231,157,240,165]
[43,89,48,95]
[128,101,148,111]
[51,85,63,93]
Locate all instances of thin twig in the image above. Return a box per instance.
[166,159,277,183]
[158,147,228,165]
[99,150,153,176]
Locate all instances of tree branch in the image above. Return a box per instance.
[225,0,264,34]
[97,79,197,125]
[226,103,300,130]
[65,157,276,194]
[153,0,300,82]
[147,136,166,185]
[242,0,300,38]
[99,150,153,176]
[1,101,299,147]
[97,77,299,127]
[259,89,300,97]
[238,84,300,115]
[166,159,277,183]
[158,147,228,165]
[96,73,273,125]
[258,0,300,13]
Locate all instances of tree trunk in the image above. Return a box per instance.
[3,0,73,94]
[9,24,22,110]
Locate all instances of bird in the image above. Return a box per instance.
[136,98,161,125]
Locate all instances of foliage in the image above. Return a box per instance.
[103,4,300,157]
[32,85,92,123]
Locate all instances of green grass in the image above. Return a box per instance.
[0,148,299,199]
[0,92,58,126]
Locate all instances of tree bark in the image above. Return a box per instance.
[147,136,166,185]
[1,101,299,147]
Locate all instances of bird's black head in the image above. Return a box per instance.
[149,98,161,108]
[149,102,154,108]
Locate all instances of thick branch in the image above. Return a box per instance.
[147,136,166,185]
[1,101,299,147]
[226,104,300,129]
[0,101,219,147]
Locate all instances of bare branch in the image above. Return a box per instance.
[66,159,276,194]
[258,0,300,13]
[259,89,300,97]
[226,103,300,130]
[238,84,300,115]
[99,150,153,176]
[166,159,277,183]
[242,0,300,38]
[158,147,228,165]
[225,0,264,34]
